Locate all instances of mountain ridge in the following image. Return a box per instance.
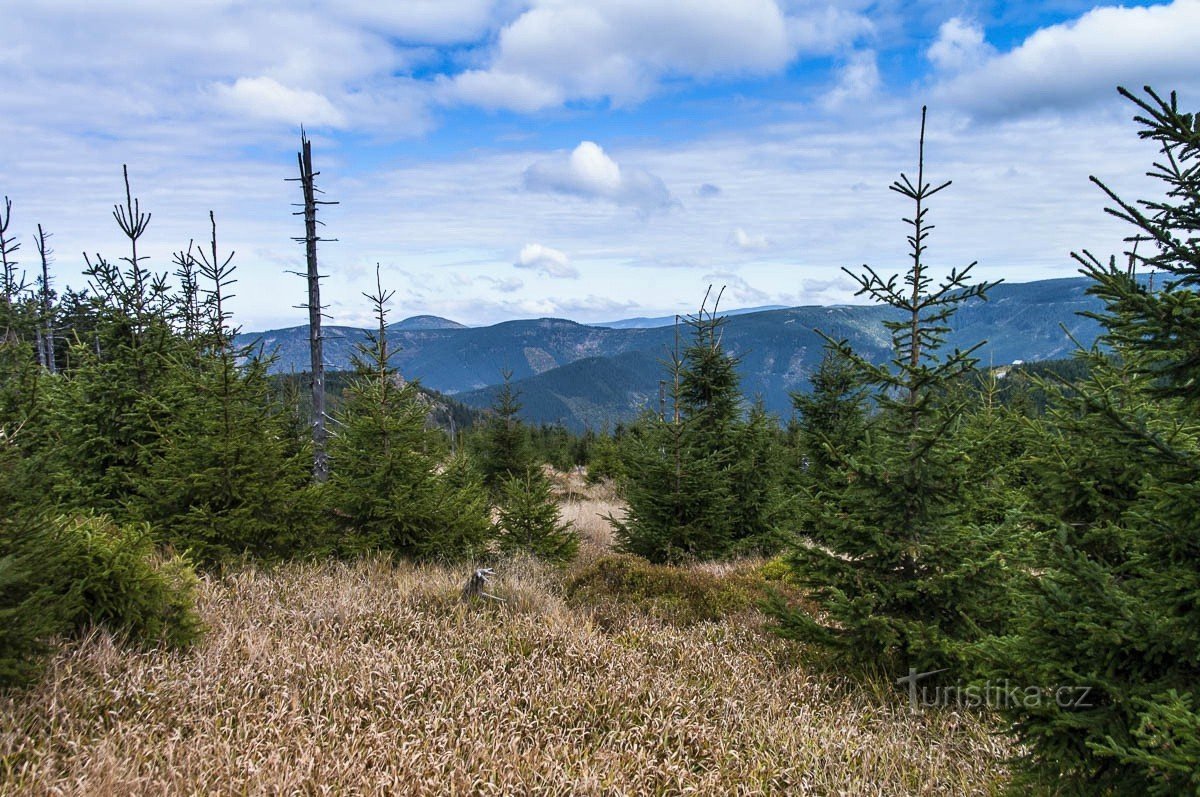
[236,276,1106,429]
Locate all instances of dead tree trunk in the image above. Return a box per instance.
[0,197,19,312]
[290,131,337,483]
[35,225,56,374]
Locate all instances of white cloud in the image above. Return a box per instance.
[731,228,770,251]
[440,71,564,113]
[786,5,875,53]
[927,18,994,72]
[515,243,580,279]
[335,0,502,44]
[821,50,879,110]
[481,275,525,293]
[934,0,1200,118]
[441,0,871,110]
[214,77,346,127]
[703,272,771,305]
[523,141,674,213]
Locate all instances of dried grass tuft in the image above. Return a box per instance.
[0,495,1013,795]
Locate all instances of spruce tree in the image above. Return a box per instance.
[132,213,309,562]
[989,86,1200,795]
[770,108,1019,675]
[475,371,536,494]
[327,268,492,560]
[612,292,784,562]
[789,344,869,485]
[53,167,188,513]
[496,470,578,563]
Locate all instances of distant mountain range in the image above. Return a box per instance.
[595,305,790,329]
[237,276,1106,430]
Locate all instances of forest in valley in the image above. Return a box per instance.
[2,86,1198,795]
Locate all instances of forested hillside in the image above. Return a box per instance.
[241,276,1109,429]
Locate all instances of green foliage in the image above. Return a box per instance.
[612,299,787,563]
[474,371,536,494]
[134,347,311,562]
[986,86,1200,796]
[563,554,769,626]
[585,431,625,483]
[528,424,577,472]
[327,273,493,561]
[496,470,578,563]
[771,108,1022,676]
[132,226,312,562]
[1,513,202,688]
[789,344,869,483]
[48,176,191,515]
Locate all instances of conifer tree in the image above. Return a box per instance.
[613,291,785,562]
[789,344,869,485]
[475,371,535,495]
[770,108,1019,675]
[132,213,309,562]
[989,86,1200,795]
[327,267,492,560]
[54,167,187,512]
[496,470,578,563]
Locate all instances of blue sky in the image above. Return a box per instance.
[1,0,1195,329]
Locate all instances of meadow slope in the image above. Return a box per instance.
[1,489,1013,795]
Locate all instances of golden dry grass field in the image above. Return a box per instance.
[1,483,1013,795]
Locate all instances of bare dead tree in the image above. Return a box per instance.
[0,196,23,310]
[34,224,56,373]
[287,130,338,483]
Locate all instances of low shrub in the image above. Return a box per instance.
[0,513,202,688]
[563,554,779,626]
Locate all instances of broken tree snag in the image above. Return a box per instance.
[35,224,56,373]
[461,568,505,603]
[288,129,338,484]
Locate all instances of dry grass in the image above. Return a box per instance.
[0,493,1013,796]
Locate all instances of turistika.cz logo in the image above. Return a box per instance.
[895,668,1094,713]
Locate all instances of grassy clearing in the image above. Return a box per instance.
[1,488,1013,795]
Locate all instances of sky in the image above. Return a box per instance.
[1,0,1197,330]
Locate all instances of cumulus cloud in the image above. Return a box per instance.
[934,0,1200,119]
[443,70,564,113]
[481,275,525,293]
[335,0,501,44]
[515,243,580,279]
[523,141,675,213]
[441,0,871,110]
[926,18,994,72]
[704,272,771,305]
[214,77,346,127]
[730,228,770,251]
[821,50,879,110]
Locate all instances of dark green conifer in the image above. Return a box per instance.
[496,470,578,563]
[133,213,308,562]
[770,108,1018,675]
[475,371,536,495]
[612,292,785,562]
[327,267,492,560]
[990,87,1200,795]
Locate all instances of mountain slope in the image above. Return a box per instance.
[457,350,668,430]
[238,276,1109,429]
